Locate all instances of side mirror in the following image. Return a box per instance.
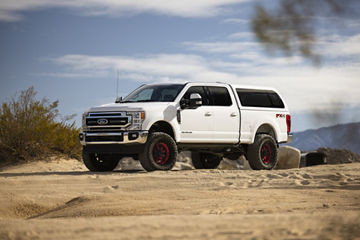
[189,93,202,108]
[115,96,122,103]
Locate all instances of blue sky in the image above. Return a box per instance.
[1,0,359,131]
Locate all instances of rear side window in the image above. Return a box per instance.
[207,86,232,106]
[236,89,285,108]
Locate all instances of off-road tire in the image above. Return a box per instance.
[139,132,177,171]
[82,150,120,172]
[191,152,222,169]
[247,134,278,170]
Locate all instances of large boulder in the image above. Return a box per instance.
[275,146,301,169]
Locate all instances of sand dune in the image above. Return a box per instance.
[0,159,359,239]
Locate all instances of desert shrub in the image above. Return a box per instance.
[0,87,81,164]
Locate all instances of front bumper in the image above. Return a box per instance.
[79,131,148,145]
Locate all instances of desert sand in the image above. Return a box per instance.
[0,158,359,240]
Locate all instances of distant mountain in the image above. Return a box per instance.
[288,122,360,154]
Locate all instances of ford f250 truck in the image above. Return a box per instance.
[79,82,292,171]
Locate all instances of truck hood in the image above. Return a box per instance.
[87,102,172,113]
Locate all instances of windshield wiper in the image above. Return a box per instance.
[134,100,155,102]
[120,100,156,103]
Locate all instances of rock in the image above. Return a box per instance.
[316,148,360,164]
[237,155,251,170]
[301,151,326,167]
[117,157,143,171]
[275,146,301,169]
[218,156,250,170]
[177,151,192,164]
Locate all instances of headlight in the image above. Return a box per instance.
[127,111,145,130]
[82,112,88,130]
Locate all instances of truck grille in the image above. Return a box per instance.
[85,112,131,131]
[86,118,129,126]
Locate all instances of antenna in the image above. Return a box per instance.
[116,69,119,98]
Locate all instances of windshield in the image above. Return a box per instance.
[122,84,185,103]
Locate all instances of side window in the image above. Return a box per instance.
[207,86,232,106]
[268,92,285,108]
[236,89,285,108]
[181,86,210,105]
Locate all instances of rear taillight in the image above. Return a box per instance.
[286,114,291,134]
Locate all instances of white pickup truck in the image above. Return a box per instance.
[79,82,292,171]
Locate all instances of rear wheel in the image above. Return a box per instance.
[247,134,278,170]
[139,132,177,171]
[82,151,120,172]
[191,152,222,169]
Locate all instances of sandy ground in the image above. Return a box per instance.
[0,158,360,240]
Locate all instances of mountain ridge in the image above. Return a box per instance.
[288,122,360,154]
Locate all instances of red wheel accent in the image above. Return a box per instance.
[261,143,272,164]
[153,142,170,165]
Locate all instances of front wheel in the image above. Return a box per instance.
[247,134,278,170]
[139,132,177,171]
[82,151,120,172]
[191,152,222,169]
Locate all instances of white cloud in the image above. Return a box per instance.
[183,41,258,54]
[319,34,360,57]
[185,31,360,63]
[53,54,209,78]
[221,18,249,24]
[0,10,22,21]
[49,54,248,85]
[184,40,305,66]
[227,31,254,40]
[49,54,207,82]
[30,71,109,78]
[0,0,251,21]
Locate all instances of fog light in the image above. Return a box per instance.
[128,132,139,140]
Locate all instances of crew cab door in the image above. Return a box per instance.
[179,86,214,143]
[207,86,240,143]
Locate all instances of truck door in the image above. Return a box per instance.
[207,86,240,143]
[179,86,214,143]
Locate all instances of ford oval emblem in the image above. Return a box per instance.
[97,118,109,125]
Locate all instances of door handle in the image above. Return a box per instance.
[230,112,237,117]
[205,112,212,117]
